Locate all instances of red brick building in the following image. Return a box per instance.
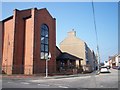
[1,8,56,75]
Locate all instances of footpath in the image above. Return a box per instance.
[1,71,98,80]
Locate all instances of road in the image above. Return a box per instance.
[1,69,119,89]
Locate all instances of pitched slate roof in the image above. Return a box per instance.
[57,52,83,61]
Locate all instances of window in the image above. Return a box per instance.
[40,24,49,59]
[86,61,89,64]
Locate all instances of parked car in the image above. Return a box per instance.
[112,66,118,69]
[100,66,110,73]
[117,66,120,70]
[112,66,120,70]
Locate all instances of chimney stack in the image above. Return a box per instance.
[68,29,76,37]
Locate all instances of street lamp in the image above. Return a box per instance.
[45,52,51,77]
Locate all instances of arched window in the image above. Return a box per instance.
[40,24,49,59]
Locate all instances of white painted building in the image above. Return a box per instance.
[115,54,120,66]
[108,54,120,68]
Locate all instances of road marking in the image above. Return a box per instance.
[30,80,47,82]
[59,86,68,88]
[21,82,30,85]
[7,82,13,83]
[37,84,50,86]
[95,75,99,77]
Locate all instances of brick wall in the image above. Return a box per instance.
[2,8,56,75]
[33,8,56,74]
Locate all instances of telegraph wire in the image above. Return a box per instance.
[92,1,98,44]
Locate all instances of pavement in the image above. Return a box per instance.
[1,70,98,80]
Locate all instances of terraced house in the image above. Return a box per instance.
[59,30,98,72]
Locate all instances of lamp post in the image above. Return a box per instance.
[45,52,51,77]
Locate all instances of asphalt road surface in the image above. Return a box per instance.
[1,69,119,89]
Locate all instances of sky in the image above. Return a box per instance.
[1,2,118,62]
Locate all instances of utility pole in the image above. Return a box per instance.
[92,1,100,74]
[97,45,100,72]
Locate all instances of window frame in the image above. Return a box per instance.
[40,24,49,60]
